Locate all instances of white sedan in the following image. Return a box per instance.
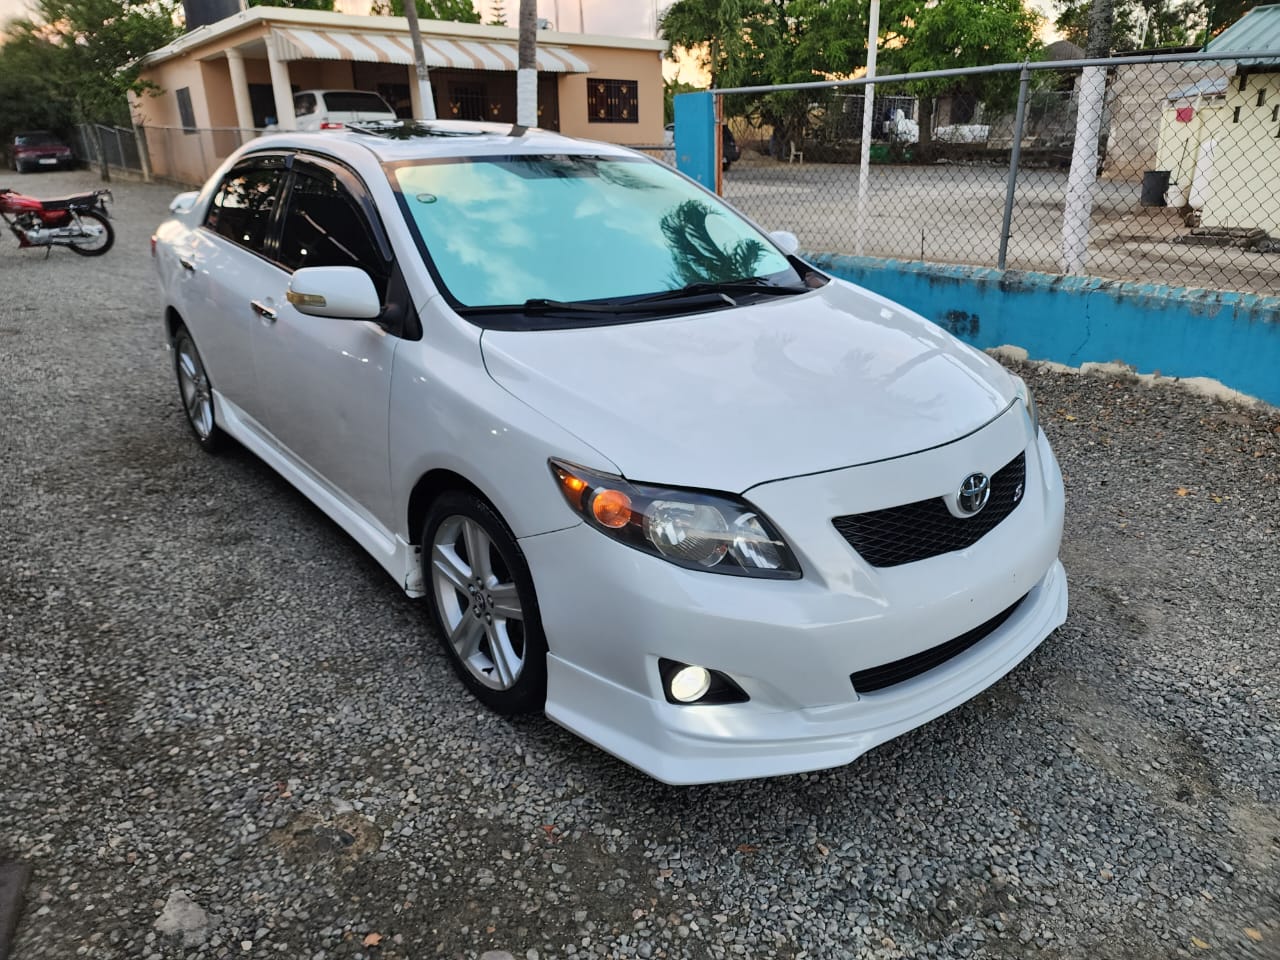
[152,121,1067,784]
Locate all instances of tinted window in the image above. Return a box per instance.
[16,133,58,146]
[278,167,388,297]
[176,87,197,134]
[392,155,795,309]
[204,158,285,254]
[322,91,393,114]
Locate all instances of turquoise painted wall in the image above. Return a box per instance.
[673,92,716,191]
[811,255,1280,407]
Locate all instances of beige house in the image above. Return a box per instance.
[132,6,666,184]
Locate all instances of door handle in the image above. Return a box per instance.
[178,257,195,272]
[250,299,277,322]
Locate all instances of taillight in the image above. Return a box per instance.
[150,235,157,258]
[320,121,345,129]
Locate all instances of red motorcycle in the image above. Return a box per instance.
[0,186,114,256]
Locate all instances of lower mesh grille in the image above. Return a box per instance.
[850,594,1028,694]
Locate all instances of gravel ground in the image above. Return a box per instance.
[2,169,1278,960]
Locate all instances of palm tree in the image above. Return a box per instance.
[660,199,766,285]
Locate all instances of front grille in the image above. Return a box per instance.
[832,451,1026,568]
[850,594,1027,693]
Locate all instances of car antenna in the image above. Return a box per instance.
[508,124,530,138]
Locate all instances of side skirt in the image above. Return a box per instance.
[213,391,426,598]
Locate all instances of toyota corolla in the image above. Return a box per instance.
[152,121,1067,784]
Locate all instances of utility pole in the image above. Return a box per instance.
[404,0,438,120]
[517,0,537,126]
[1061,0,1114,273]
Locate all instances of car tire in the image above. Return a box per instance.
[16,160,28,174]
[421,492,548,715]
[172,324,225,453]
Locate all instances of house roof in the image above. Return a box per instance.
[1044,40,1085,61]
[139,6,666,69]
[1203,4,1280,67]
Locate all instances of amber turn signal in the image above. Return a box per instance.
[590,489,633,529]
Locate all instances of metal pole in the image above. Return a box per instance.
[133,121,152,182]
[854,0,880,257]
[710,48,1280,97]
[998,65,1031,270]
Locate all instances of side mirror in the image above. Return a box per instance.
[769,230,800,255]
[287,266,382,320]
[169,191,199,214]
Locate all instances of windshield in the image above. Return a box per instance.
[323,92,393,113]
[390,155,797,310]
[16,133,59,146]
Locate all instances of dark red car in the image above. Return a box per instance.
[9,131,76,173]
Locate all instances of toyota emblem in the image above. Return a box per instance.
[957,473,991,516]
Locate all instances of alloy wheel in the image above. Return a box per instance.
[429,515,527,690]
[175,335,214,440]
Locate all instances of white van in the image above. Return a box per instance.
[291,90,398,130]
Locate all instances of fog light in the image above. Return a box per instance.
[668,665,711,703]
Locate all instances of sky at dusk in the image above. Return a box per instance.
[0,0,662,32]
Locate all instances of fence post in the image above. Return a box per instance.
[998,65,1031,271]
[133,122,152,182]
[92,124,110,183]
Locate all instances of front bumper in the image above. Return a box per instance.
[520,420,1067,785]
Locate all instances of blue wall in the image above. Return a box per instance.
[811,255,1280,407]
[673,92,716,190]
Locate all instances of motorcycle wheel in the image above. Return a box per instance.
[67,211,114,256]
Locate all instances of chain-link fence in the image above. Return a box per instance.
[714,51,1280,296]
[73,124,146,176]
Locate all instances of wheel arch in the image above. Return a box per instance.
[407,468,501,545]
[164,306,185,342]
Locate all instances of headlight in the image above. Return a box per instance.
[549,460,801,579]
[1012,375,1039,435]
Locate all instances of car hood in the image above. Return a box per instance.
[480,280,1016,493]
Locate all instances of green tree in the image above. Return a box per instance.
[371,0,481,21]
[1054,0,1258,48]
[884,0,1043,155]
[0,0,181,139]
[660,0,1040,156]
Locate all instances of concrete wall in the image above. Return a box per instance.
[811,254,1280,406]
[556,48,664,144]
[1106,61,1217,181]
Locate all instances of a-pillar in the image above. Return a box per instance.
[225,47,255,142]
[264,34,296,130]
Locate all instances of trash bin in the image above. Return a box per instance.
[1141,170,1171,207]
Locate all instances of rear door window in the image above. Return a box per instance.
[203,156,286,255]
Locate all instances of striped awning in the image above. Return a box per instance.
[271,26,591,73]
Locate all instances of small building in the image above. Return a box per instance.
[132,6,666,184]
[1153,4,1280,234]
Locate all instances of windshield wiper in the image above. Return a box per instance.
[680,277,811,296]
[519,291,737,315]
